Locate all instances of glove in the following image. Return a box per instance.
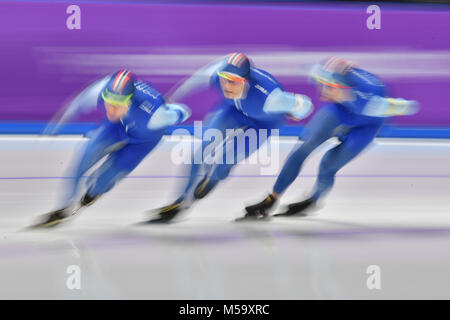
[362,96,420,117]
[263,88,313,120]
[166,103,191,123]
[147,103,191,130]
[289,94,313,120]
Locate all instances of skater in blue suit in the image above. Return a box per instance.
[148,53,314,223]
[238,57,419,220]
[33,70,190,228]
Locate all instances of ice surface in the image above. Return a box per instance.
[0,136,449,299]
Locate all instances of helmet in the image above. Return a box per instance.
[310,57,355,89]
[217,52,251,82]
[102,70,135,106]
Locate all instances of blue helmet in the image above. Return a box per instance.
[310,57,355,89]
[218,52,252,81]
[102,70,136,106]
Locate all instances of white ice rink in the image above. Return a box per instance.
[1,135,450,299]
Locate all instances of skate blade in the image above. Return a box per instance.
[273,210,309,218]
[234,215,271,223]
[26,207,81,230]
[142,217,174,225]
[27,217,69,230]
[134,212,177,225]
[156,202,183,214]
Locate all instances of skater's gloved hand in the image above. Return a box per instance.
[147,103,191,130]
[167,103,191,123]
[263,88,313,120]
[289,93,314,120]
[362,96,420,117]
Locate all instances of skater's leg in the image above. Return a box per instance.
[31,123,127,228]
[238,105,342,220]
[181,105,243,200]
[273,122,383,217]
[149,106,248,223]
[86,139,160,198]
[62,122,125,207]
[310,124,382,201]
[194,124,271,199]
[272,106,341,196]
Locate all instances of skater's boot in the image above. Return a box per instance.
[80,192,100,208]
[30,192,101,229]
[235,194,277,222]
[193,176,219,200]
[30,193,101,229]
[147,197,185,224]
[274,197,315,217]
[30,207,73,229]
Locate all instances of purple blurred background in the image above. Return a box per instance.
[1,1,449,130]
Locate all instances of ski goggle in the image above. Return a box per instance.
[310,64,353,89]
[313,76,353,89]
[217,71,246,83]
[101,89,133,107]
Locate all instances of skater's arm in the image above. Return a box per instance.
[147,103,191,130]
[263,88,313,120]
[167,58,226,102]
[66,75,112,116]
[43,75,112,135]
[361,96,420,117]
